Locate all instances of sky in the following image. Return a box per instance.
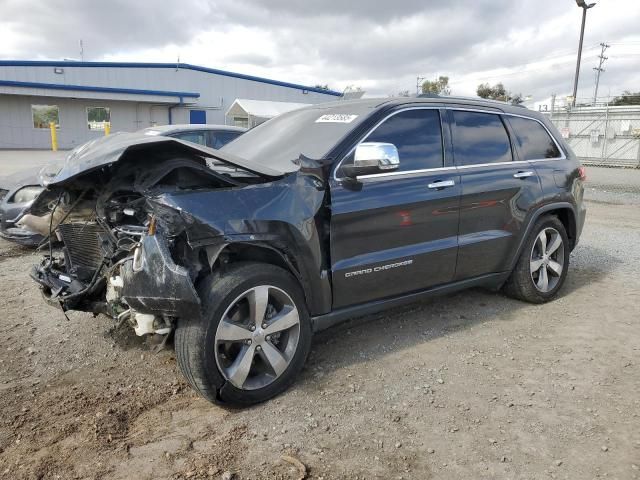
[1,0,639,104]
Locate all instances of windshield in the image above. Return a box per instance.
[221,102,375,172]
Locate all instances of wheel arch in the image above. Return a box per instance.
[509,202,577,272]
[207,241,332,316]
[552,207,577,251]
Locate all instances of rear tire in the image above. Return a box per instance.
[175,262,312,406]
[503,215,570,303]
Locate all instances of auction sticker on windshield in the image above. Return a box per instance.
[315,114,359,123]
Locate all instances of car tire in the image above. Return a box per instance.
[175,262,312,406]
[503,215,570,304]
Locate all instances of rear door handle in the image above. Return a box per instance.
[513,171,534,179]
[428,179,455,189]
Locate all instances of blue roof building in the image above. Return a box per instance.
[0,60,341,149]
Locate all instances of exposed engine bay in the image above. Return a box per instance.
[29,138,279,338]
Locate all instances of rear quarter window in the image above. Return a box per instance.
[508,116,562,160]
[171,131,207,146]
[210,131,242,149]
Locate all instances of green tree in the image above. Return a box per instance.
[611,91,640,106]
[476,82,524,104]
[421,76,451,95]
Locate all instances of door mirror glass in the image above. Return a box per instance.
[343,142,400,177]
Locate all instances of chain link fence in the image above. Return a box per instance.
[547,104,640,168]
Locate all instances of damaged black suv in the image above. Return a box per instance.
[29,97,586,405]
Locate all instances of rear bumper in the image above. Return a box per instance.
[574,203,587,249]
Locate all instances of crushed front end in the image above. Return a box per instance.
[31,212,201,336]
[27,134,283,338]
[31,186,204,338]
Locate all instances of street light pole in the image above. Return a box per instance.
[571,1,596,107]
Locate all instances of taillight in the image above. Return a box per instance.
[578,167,587,181]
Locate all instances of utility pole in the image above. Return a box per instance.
[416,76,426,96]
[571,1,596,107]
[79,39,84,61]
[592,42,609,105]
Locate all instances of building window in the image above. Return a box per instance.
[32,105,60,129]
[233,116,249,129]
[87,107,111,130]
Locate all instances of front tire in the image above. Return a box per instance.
[503,215,570,303]
[175,262,312,406]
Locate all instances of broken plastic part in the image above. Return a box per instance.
[133,313,156,336]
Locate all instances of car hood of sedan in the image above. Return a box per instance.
[0,166,47,191]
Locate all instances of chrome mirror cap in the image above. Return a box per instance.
[354,142,400,171]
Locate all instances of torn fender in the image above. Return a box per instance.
[120,230,200,317]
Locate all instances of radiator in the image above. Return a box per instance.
[58,222,110,276]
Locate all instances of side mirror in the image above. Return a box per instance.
[342,142,400,178]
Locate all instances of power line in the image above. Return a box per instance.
[508,43,601,64]
[592,42,610,104]
[449,54,600,84]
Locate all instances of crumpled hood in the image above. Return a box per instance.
[48,132,287,186]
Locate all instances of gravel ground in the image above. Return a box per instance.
[0,183,639,479]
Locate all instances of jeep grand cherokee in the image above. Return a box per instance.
[27,97,586,405]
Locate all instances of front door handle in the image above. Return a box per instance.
[513,171,534,179]
[428,179,456,189]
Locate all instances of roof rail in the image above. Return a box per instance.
[417,94,528,108]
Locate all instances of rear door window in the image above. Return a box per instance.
[508,116,562,160]
[452,111,513,166]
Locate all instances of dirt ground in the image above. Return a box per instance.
[0,188,639,479]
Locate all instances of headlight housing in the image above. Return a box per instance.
[10,186,44,204]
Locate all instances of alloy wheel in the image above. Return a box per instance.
[529,227,565,293]
[214,285,300,390]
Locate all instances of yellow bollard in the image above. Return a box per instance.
[49,121,58,151]
[104,122,111,136]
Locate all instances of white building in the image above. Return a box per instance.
[0,60,341,149]
[225,98,313,128]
